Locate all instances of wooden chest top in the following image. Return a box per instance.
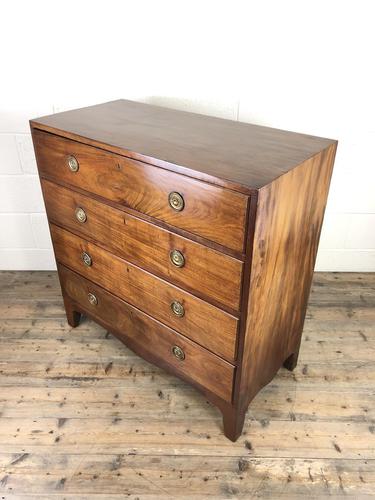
[30,99,335,191]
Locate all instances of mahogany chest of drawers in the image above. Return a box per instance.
[30,100,337,441]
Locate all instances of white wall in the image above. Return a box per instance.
[0,0,374,271]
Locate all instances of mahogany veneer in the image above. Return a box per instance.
[31,99,337,441]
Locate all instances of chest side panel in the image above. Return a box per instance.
[236,143,337,407]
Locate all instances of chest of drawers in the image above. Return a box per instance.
[30,100,337,441]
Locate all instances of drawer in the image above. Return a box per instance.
[51,224,238,361]
[33,129,248,253]
[58,264,234,402]
[42,179,242,311]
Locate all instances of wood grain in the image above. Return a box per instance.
[41,179,243,311]
[0,455,374,498]
[33,129,248,252]
[51,225,238,362]
[0,271,374,498]
[57,264,234,402]
[236,144,337,411]
[30,98,336,192]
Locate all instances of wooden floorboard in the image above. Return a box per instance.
[0,271,374,498]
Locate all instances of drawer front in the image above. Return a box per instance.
[42,179,242,311]
[51,225,238,361]
[58,264,234,402]
[33,129,248,252]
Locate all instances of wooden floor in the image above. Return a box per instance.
[0,272,374,499]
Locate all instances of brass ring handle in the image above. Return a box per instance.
[81,252,92,267]
[170,249,185,268]
[168,192,184,211]
[75,207,87,223]
[171,300,185,317]
[87,292,98,305]
[67,155,79,172]
[171,345,185,361]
